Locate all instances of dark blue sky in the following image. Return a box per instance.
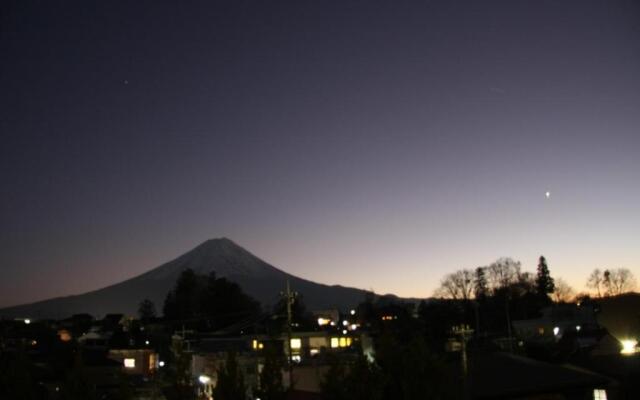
[1,0,639,307]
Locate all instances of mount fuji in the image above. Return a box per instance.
[0,238,393,319]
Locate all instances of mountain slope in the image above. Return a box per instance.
[0,238,383,319]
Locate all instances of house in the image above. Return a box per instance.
[108,348,159,377]
[470,352,613,400]
[181,330,363,399]
[513,304,599,345]
[188,337,259,400]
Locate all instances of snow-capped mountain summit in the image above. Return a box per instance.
[0,238,382,319]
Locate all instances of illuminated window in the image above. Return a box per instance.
[290,338,302,349]
[149,353,157,371]
[252,340,258,350]
[58,330,72,342]
[334,337,352,348]
[593,389,607,400]
[538,327,544,335]
[124,358,135,368]
[258,343,264,349]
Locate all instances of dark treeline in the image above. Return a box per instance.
[430,256,558,338]
[162,268,261,330]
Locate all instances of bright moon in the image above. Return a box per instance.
[545,191,551,199]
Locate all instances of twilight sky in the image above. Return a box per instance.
[1,0,639,308]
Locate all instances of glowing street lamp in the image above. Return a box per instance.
[620,339,638,355]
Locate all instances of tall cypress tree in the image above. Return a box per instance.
[254,347,286,400]
[474,267,489,299]
[535,256,555,298]
[213,352,247,400]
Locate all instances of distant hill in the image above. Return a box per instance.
[0,238,403,319]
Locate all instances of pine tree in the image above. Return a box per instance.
[535,256,555,298]
[165,340,195,400]
[474,267,489,299]
[0,347,38,400]
[138,298,157,321]
[213,352,247,400]
[254,347,286,400]
[60,351,97,400]
[320,354,348,400]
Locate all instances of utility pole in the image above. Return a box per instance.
[474,301,480,336]
[505,292,513,353]
[283,280,296,390]
[452,324,474,400]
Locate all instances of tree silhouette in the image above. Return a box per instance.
[474,267,489,299]
[321,353,384,400]
[552,278,575,303]
[603,268,637,296]
[163,269,260,329]
[254,346,286,400]
[320,354,348,400]
[586,269,604,297]
[486,258,522,291]
[163,268,200,320]
[272,292,313,331]
[164,339,195,400]
[138,298,157,321]
[213,351,247,400]
[0,347,38,400]
[200,272,261,327]
[375,333,455,400]
[59,351,97,400]
[434,269,474,300]
[535,256,555,298]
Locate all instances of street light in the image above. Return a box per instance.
[621,339,637,355]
